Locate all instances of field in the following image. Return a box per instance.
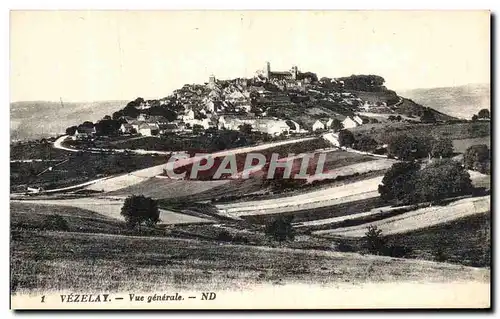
[107,178,230,199]
[328,211,491,268]
[314,196,490,237]
[12,200,212,225]
[83,136,317,193]
[10,141,68,160]
[351,122,490,146]
[10,152,169,192]
[452,136,491,153]
[215,176,384,218]
[11,229,489,294]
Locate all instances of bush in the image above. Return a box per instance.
[431,138,453,158]
[464,144,490,174]
[336,241,355,252]
[42,214,69,231]
[378,162,420,203]
[265,216,295,242]
[338,129,355,147]
[477,108,490,119]
[216,230,233,242]
[414,159,473,203]
[386,134,432,160]
[433,248,448,262]
[233,235,249,244]
[384,244,412,258]
[120,195,160,229]
[364,226,387,255]
[354,136,378,152]
[379,160,473,205]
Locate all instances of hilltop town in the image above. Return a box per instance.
[63,62,454,142]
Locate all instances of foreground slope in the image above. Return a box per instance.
[11,229,489,294]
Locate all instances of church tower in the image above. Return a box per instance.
[264,61,271,78]
[290,65,298,80]
[208,74,216,89]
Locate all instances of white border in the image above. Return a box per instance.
[3,1,498,318]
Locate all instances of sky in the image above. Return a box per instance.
[10,10,490,102]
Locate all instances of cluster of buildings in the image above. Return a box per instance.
[309,115,364,132]
[119,114,179,136]
[218,115,295,136]
[71,61,369,141]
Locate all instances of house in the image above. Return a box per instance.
[148,115,168,124]
[72,126,96,140]
[180,109,195,121]
[138,123,159,136]
[27,186,44,194]
[312,120,325,131]
[122,116,136,124]
[325,118,334,129]
[159,123,181,134]
[353,115,364,125]
[255,119,290,136]
[129,120,145,132]
[137,113,149,121]
[218,115,256,130]
[342,116,360,129]
[137,101,151,110]
[119,123,135,134]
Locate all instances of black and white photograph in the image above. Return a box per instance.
[9,10,491,309]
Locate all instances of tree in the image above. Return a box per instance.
[379,160,473,205]
[148,105,177,122]
[120,195,160,229]
[471,114,479,121]
[431,138,454,158]
[354,136,378,152]
[65,126,78,136]
[386,134,432,160]
[378,162,421,203]
[335,75,386,92]
[126,97,145,108]
[478,109,490,119]
[192,124,205,135]
[81,121,94,128]
[264,215,295,242]
[338,130,355,147]
[414,159,472,203]
[95,119,121,136]
[239,123,253,135]
[464,144,490,173]
[330,119,343,132]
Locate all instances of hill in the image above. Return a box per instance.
[105,73,456,135]
[10,100,127,141]
[399,83,490,120]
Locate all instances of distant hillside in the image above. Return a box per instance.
[10,100,127,141]
[399,84,490,120]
